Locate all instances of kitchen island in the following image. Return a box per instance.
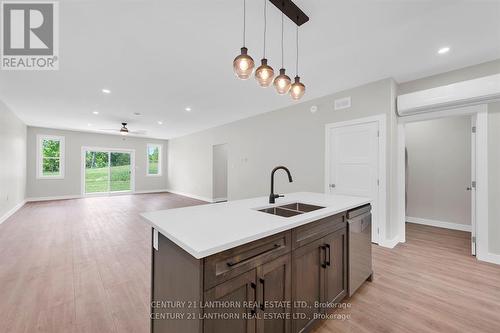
[141,192,372,333]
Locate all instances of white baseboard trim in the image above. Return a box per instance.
[166,189,212,203]
[27,190,171,202]
[406,216,472,232]
[477,252,500,266]
[134,189,169,194]
[378,235,400,249]
[0,200,27,224]
[26,195,81,202]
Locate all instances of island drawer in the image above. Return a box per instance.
[292,212,345,249]
[204,231,291,290]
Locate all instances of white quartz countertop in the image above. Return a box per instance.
[141,192,370,259]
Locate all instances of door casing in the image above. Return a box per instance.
[396,104,489,261]
[325,114,387,245]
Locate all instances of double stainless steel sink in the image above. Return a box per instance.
[257,202,325,217]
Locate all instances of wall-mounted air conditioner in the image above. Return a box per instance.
[397,74,500,116]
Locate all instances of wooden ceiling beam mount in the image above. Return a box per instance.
[269,0,309,26]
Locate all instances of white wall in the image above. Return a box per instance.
[398,59,500,95]
[26,127,168,199]
[0,102,27,222]
[398,58,500,256]
[168,79,393,200]
[212,144,228,201]
[405,116,471,227]
[488,103,500,254]
[168,78,400,244]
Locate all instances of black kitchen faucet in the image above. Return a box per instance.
[269,166,293,204]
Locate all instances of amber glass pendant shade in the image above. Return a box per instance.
[290,76,305,100]
[255,58,275,87]
[273,68,292,94]
[233,47,255,80]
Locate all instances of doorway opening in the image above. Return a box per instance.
[212,143,228,202]
[325,115,387,245]
[82,147,135,196]
[404,115,474,255]
[397,104,489,260]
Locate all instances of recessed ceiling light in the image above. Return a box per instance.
[157,121,163,125]
[185,107,192,112]
[437,47,450,54]
[87,123,92,126]
[92,111,99,115]
[102,88,111,94]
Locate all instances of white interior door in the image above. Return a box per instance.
[470,116,477,256]
[328,122,380,243]
[212,143,228,202]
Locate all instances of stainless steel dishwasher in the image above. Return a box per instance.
[347,204,373,297]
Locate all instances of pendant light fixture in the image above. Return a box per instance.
[273,13,292,94]
[290,25,305,100]
[233,0,255,79]
[233,0,309,95]
[255,0,274,87]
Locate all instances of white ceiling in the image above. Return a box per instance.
[1,0,499,139]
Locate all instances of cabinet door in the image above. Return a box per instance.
[204,269,257,333]
[323,228,347,304]
[257,254,292,333]
[291,238,325,333]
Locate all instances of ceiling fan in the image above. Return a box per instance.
[99,122,147,136]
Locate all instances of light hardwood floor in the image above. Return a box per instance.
[0,193,204,333]
[0,194,499,333]
[312,223,500,333]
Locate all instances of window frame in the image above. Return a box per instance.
[36,134,65,179]
[146,143,162,177]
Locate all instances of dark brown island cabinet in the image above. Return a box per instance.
[150,205,370,333]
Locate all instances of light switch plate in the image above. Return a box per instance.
[153,229,158,251]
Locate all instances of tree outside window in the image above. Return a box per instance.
[147,144,161,176]
[37,135,65,178]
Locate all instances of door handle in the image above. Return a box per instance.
[325,244,331,267]
[320,245,327,268]
[329,184,336,189]
[466,187,472,191]
[250,282,257,315]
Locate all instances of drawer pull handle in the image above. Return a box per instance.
[250,282,257,315]
[226,244,281,267]
[325,244,331,267]
[321,245,327,268]
[259,278,265,311]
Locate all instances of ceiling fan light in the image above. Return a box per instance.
[290,76,306,100]
[273,68,292,94]
[255,58,275,87]
[233,47,255,80]
[120,123,129,135]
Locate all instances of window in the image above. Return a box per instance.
[37,135,65,179]
[147,144,162,176]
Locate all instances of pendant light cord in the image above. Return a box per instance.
[281,12,284,68]
[263,0,267,58]
[295,25,299,76]
[243,0,246,46]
